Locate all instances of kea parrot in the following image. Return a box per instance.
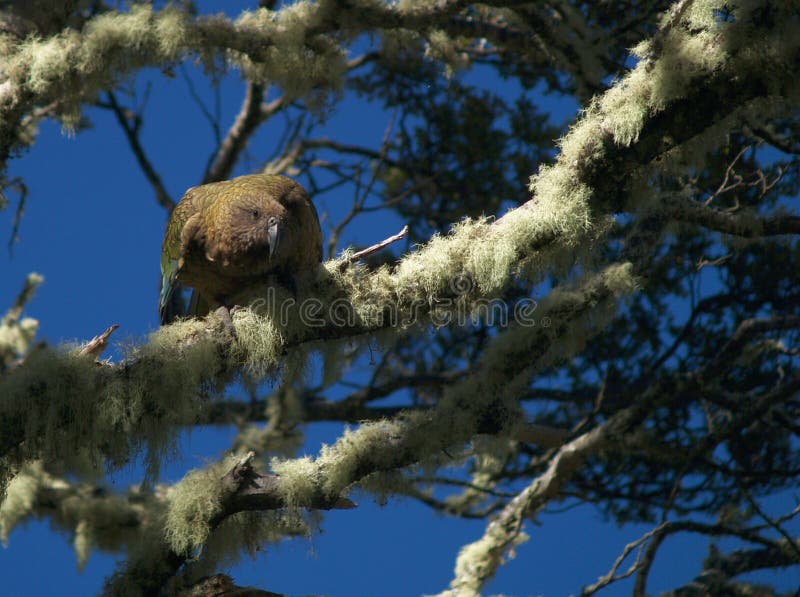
[159,174,322,324]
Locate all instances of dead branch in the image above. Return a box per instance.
[79,324,119,360]
[338,225,409,271]
[581,523,668,596]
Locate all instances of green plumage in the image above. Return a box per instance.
[159,174,322,324]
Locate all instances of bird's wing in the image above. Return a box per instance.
[159,258,180,316]
[159,197,205,323]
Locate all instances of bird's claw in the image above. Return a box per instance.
[214,305,237,339]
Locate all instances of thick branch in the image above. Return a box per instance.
[213,452,355,516]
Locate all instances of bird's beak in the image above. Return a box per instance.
[268,220,280,259]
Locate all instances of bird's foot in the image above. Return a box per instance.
[214,305,237,339]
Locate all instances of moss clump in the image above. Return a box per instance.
[269,455,319,507]
[0,463,41,544]
[164,455,240,555]
[0,316,225,496]
[230,307,284,376]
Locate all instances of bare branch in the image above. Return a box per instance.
[582,523,667,596]
[739,487,800,563]
[78,324,119,360]
[203,82,266,184]
[101,92,174,212]
[338,225,409,271]
[3,176,27,254]
[186,574,283,597]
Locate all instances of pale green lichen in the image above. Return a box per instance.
[269,455,320,508]
[235,1,348,100]
[233,418,305,457]
[164,455,241,555]
[2,1,352,133]
[0,273,42,370]
[0,316,224,496]
[474,263,638,399]
[603,262,639,295]
[0,316,38,365]
[425,29,470,77]
[0,463,42,544]
[221,201,604,373]
[230,307,284,376]
[180,509,309,584]
[1,458,155,565]
[2,2,799,592]
[444,437,516,512]
[318,422,396,495]
[239,265,638,568]
[74,519,93,571]
[443,525,529,597]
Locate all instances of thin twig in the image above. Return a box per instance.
[203,48,373,184]
[79,324,119,360]
[704,145,749,206]
[696,252,732,271]
[740,486,800,562]
[180,63,222,149]
[4,176,27,254]
[581,523,667,596]
[338,225,409,271]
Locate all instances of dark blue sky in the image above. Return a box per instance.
[1,2,797,595]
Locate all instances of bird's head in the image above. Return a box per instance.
[228,194,284,261]
[210,175,310,270]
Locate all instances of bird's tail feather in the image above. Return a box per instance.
[159,282,187,325]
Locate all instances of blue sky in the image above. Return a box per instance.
[1,2,798,596]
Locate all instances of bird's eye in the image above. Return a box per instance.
[251,209,261,220]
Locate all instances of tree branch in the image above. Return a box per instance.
[663,194,800,237]
[203,82,266,184]
[338,225,408,271]
[103,263,635,593]
[101,91,175,212]
[4,2,799,497]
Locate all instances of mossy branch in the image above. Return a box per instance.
[2,0,799,502]
[164,451,355,558]
[2,6,800,591]
[105,263,637,594]
[0,0,528,172]
[0,272,42,372]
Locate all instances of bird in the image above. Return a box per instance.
[159,174,322,325]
